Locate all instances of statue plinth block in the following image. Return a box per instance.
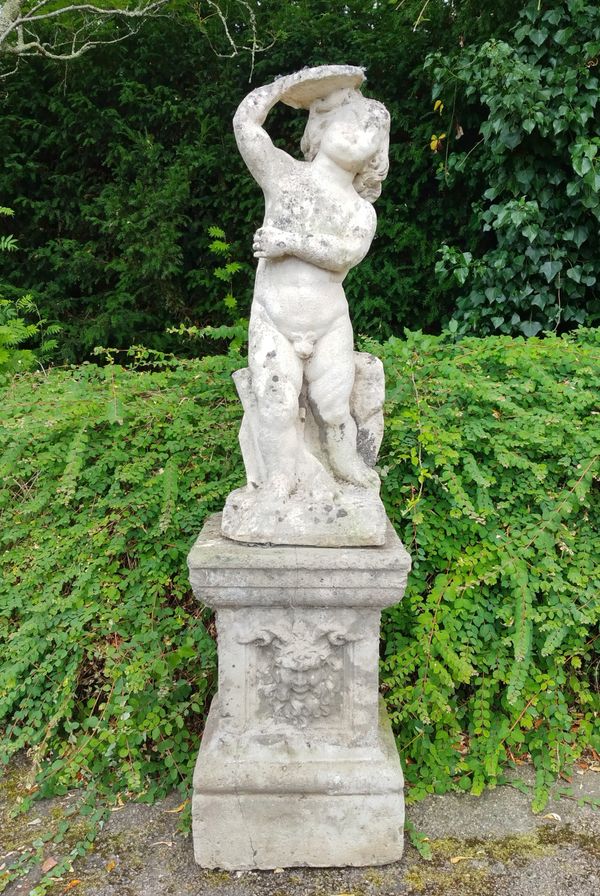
[188,514,411,869]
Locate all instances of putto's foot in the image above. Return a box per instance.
[266,472,295,501]
[330,458,379,490]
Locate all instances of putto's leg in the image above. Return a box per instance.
[248,302,303,498]
[305,316,379,489]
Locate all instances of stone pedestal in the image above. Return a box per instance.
[188,514,411,870]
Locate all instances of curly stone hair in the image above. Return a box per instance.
[300,88,390,203]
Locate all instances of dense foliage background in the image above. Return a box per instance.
[432,0,600,336]
[2,1,597,361]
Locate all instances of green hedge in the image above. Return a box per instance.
[1,331,599,816]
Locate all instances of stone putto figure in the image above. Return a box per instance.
[221,66,391,546]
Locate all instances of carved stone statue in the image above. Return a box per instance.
[221,65,391,546]
[189,71,410,870]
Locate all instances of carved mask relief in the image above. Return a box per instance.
[239,618,360,727]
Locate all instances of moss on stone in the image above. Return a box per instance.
[537,823,600,858]
[202,869,232,885]
[363,867,388,886]
[401,826,588,896]
[429,831,552,864]
[404,864,493,895]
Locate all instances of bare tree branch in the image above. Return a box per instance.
[200,0,275,80]
[0,0,170,70]
[0,1,273,77]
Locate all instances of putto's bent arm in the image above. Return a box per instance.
[233,79,293,189]
[287,225,375,272]
[253,212,376,273]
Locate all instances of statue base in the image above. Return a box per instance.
[193,698,403,869]
[224,351,387,547]
[188,514,411,870]
[221,484,387,546]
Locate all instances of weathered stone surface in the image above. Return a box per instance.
[189,67,404,872]
[189,513,411,606]
[222,352,387,546]
[4,754,600,895]
[193,701,404,870]
[221,482,387,547]
[223,64,391,546]
[188,513,410,869]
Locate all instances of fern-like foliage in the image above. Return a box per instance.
[0,235,18,252]
[58,426,90,506]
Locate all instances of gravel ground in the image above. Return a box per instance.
[1,760,599,896]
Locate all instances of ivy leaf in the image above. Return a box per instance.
[522,225,538,243]
[528,29,548,47]
[540,260,562,283]
[520,320,543,337]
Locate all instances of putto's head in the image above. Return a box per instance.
[301,87,390,202]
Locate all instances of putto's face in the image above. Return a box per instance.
[317,99,387,173]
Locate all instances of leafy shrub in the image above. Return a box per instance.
[0,351,242,809]
[0,331,598,827]
[430,0,600,335]
[375,328,600,808]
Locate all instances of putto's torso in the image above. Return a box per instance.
[264,159,368,252]
[254,159,371,336]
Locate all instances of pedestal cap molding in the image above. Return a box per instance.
[188,513,411,609]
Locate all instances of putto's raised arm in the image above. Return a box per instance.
[232,78,293,189]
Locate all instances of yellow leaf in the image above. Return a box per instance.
[450,855,472,864]
[105,860,117,872]
[164,800,188,814]
[63,881,81,892]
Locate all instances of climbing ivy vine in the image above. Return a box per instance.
[431,0,600,335]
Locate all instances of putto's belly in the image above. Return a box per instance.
[254,259,348,337]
